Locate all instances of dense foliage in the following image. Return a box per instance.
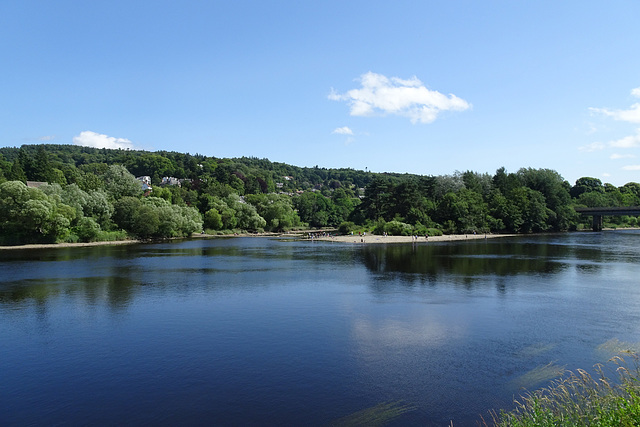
[0,144,639,245]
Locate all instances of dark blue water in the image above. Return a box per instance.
[1,231,640,426]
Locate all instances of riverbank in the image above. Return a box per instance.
[0,231,520,250]
[9,228,636,250]
[313,232,519,244]
[0,239,141,250]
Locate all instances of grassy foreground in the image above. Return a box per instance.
[488,354,640,426]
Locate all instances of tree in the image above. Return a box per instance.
[225,194,266,231]
[75,217,101,242]
[204,208,223,230]
[245,194,301,231]
[103,165,142,200]
[570,177,604,199]
[356,176,393,222]
[0,181,75,244]
[7,159,27,183]
[294,191,336,227]
[518,168,571,231]
[32,146,55,183]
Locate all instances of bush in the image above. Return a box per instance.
[338,221,356,235]
[96,230,128,241]
[382,220,413,236]
[75,217,101,242]
[412,224,442,236]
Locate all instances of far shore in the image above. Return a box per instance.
[0,239,141,251]
[312,232,519,244]
[0,232,507,250]
[1,227,635,250]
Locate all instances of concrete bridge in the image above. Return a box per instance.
[574,206,640,231]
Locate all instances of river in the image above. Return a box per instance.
[1,231,640,426]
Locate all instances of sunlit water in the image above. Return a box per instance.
[2,231,640,426]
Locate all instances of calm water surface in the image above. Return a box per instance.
[2,231,640,426]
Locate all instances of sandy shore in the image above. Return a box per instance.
[313,232,518,244]
[0,240,141,251]
[0,232,520,250]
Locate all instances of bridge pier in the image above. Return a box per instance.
[575,206,640,232]
[592,214,603,232]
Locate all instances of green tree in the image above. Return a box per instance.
[103,165,142,200]
[518,168,571,231]
[204,208,223,230]
[570,177,604,198]
[75,217,101,242]
[294,191,336,227]
[32,146,54,182]
[0,181,74,243]
[245,193,301,231]
[7,159,27,183]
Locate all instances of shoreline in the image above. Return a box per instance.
[312,232,519,244]
[1,227,636,250]
[0,239,142,251]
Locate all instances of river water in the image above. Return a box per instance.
[1,231,640,426]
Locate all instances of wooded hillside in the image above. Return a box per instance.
[1,144,639,245]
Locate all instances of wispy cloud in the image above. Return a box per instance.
[591,105,640,123]
[583,88,640,155]
[580,131,640,152]
[22,135,56,142]
[329,72,471,124]
[622,165,640,171]
[332,126,354,135]
[608,130,640,148]
[73,131,135,150]
[610,153,636,160]
[579,141,607,152]
[590,87,640,124]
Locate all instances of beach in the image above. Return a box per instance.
[0,232,525,250]
[313,232,518,244]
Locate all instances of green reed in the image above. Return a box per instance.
[487,354,640,426]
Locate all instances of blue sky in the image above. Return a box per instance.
[2,1,640,186]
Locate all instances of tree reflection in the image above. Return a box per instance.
[357,240,571,288]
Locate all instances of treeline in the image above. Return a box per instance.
[0,144,639,245]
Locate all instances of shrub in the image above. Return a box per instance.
[384,220,412,236]
[338,221,356,235]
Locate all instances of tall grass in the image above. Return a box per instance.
[488,354,640,426]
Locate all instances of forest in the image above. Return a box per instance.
[0,144,639,245]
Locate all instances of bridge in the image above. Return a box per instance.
[574,206,640,231]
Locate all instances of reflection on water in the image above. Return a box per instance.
[1,231,640,426]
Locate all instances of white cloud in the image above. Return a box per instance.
[38,135,56,141]
[602,172,611,177]
[591,104,640,123]
[590,88,640,124]
[609,129,640,148]
[610,153,636,159]
[73,131,135,150]
[579,141,607,152]
[580,128,640,152]
[622,165,640,171]
[329,72,471,124]
[332,126,354,135]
